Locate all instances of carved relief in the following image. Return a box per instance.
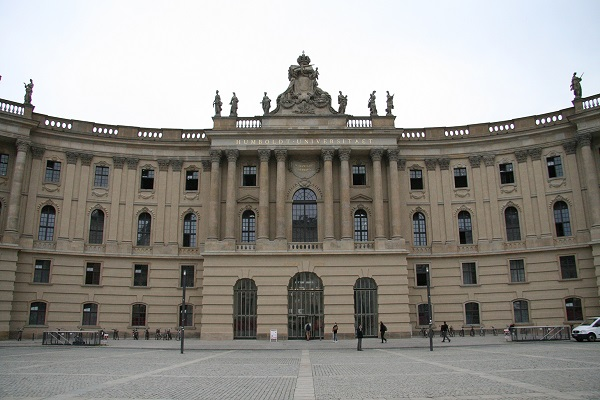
[289,157,320,179]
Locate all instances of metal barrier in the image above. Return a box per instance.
[42,330,102,345]
[508,325,571,341]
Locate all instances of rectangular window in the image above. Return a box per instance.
[415,264,429,287]
[454,167,468,188]
[559,255,577,279]
[133,264,148,287]
[181,265,195,288]
[141,169,154,190]
[462,262,477,285]
[0,154,9,176]
[185,170,199,191]
[410,169,423,190]
[352,165,366,185]
[242,166,257,186]
[85,262,101,285]
[499,163,514,184]
[33,259,51,283]
[509,259,526,283]
[94,166,110,187]
[547,156,563,178]
[45,160,61,182]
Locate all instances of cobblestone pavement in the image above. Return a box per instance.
[0,336,598,399]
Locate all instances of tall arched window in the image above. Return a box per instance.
[458,211,473,244]
[182,213,197,247]
[354,277,378,337]
[288,272,323,339]
[82,303,98,326]
[413,212,427,246]
[38,205,56,241]
[553,201,571,237]
[353,210,368,241]
[137,212,151,246]
[504,206,521,241]
[234,279,257,339]
[292,188,317,242]
[513,300,529,323]
[241,210,256,243]
[565,297,583,321]
[465,302,480,325]
[89,209,105,244]
[131,304,147,326]
[29,301,47,325]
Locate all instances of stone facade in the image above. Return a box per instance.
[0,57,599,340]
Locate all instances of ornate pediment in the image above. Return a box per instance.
[270,52,337,116]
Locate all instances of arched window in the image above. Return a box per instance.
[417,303,430,326]
[241,210,256,243]
[38,205,56,241]
[131,304,147,326]
[288,272,323,339]
[353,210,368,241]
[292,188,317,242]
[553,201,571,237]
[354,277,378,337]
[458,211,473,244]
[89,209,105,244]
[29,301,47,325]
[182,213,197,247]
[565,297,583,321]
[513,300,529,323]
[465,302,480,325]
[413,212,427,246]
[504,207,521,241]
[136,212,151,246]
[234,279,257,339]
[82,303,98,326]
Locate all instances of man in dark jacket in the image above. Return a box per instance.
[441,321,451,342]
[356,324,364,351]
[380,321,388,343]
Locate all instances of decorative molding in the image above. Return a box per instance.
[226,149,239,162]
[126,158,139,170]
[528,148,542,161]
[66,152,78,165]
[577,132,592,148]
[468,155,482,168]
[321,148,335,161]
[397,159,406,171]
[170,159,183,172]
[157,159,170,171]
[274,149,287,162]
[31,146,45,160]
[113,156,126,169]
[562,140,578,155]
[370,148,384,161]
[482,154,495,167]
[424,159,437,171]
[258,149,271,162]
[80,153,93,166]
[338,148,351,161]
[438,158,450,170]
[201,158,211,172]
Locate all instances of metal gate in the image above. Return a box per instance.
[288,272,323,340]
[354,277,378,337]
[233,279,257,339]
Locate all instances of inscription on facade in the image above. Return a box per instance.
[234,138,377,146]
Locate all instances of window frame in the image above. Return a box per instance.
[409,169,423,190]
[553,201,572,237]
[559,255,578,280]
[0,153,9,176]
[84,262,101,285]
[44,160,62,183]
[182,212,197,247]
[136,212,152,246]
[353,209,368,242]
[453,167,468,188]
[29,301,47,326]
[417,303,431,326]
[412,212,427,246]
[509,259,526,283]
[464,302,480,325]
[131,303,147,327]
[461,262,477,285]
[180,265,195,288]
[241,210,256,243]
[82,303,99,326]
[513,300,530,323]
[242,165,257,187]
[33,259,51,284]
[458,211,473,244]
[185,169,199,191]
[565,297,583,322]
[140,168,155,190]
[546,155,564,178]
[38,205,56,241]
[89,209,105,244]
[504,206,521,242]
[133,264,149,287]
[499,162,515,185]
[415,264,429,287]
[93,165,110,188]
[352,164,367,186]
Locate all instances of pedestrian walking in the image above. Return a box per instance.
[144,328,149,340]
[17,327,23,341]
[332,322,338,342]
[441,321,451,342]
[305,322,311,341]
[380,321,388,343]
[356,324,364,351]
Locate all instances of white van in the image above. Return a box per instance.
[572,317,600,342]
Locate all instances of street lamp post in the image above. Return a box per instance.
[426,266,433,351]
[181,270,186,354]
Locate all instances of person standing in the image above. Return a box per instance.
[305,322,311,341]
[356,324,364,351]
[17,327,23,341]
[380,321,387,343]
[441,321,450,342]
[332,322,338,342]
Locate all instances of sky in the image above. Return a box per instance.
[1,0,599,131]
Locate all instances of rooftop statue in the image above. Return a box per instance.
[229,92,238,117]
[385,91,394,116]
[570,72,583,99]
[24,79,34,105]
[338,91,348,114]
[262,92,271,115]
[213,90,223,117]
[368,91,377,116]
[271,52,336,115]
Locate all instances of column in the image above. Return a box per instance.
[208,150,222,240]
[437,158,450,244]
[74,153,93,241]
[257,149,271,240]
[425,159,442,244]
[168,160,183,246]
[275,149,287,240]
[370,148,385,239]
[122,158,139,244]
[224,149,239,240]
[155,159,170,245]
[578,133,600,232]
[529,148,551,238]
[563,140,586,235]
[469,155,486,242]
[482,154,502,241]
[387,148,401,238]
[4,139,29,243]
[514,150,536,240]
[23,146,45,239]
[58,152,77,241]
[200,158,212,243]
[339,148,352,240]
[107,157,125,246]
[322,148,335,240]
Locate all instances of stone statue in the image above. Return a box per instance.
[229,92,238,117]
[385,91,394,116]
[368,91,377,116]
[338,91,348,114]
[24,79,34,105]
[570,72,583,99]
[262,92,271,115]
[213,90,222,117]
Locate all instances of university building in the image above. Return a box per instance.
[0,55,599,340]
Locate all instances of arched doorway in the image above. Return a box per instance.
[233,279,257,339]
[354,277,378,337]
[288,272,323,339]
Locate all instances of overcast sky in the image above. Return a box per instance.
[1,1,599,131]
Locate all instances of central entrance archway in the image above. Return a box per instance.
[288,272,323,339]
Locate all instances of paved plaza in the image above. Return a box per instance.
[0,336,598,400]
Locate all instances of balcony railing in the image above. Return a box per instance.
[288,242,322,251]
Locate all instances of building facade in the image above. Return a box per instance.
[1,55,599,340]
